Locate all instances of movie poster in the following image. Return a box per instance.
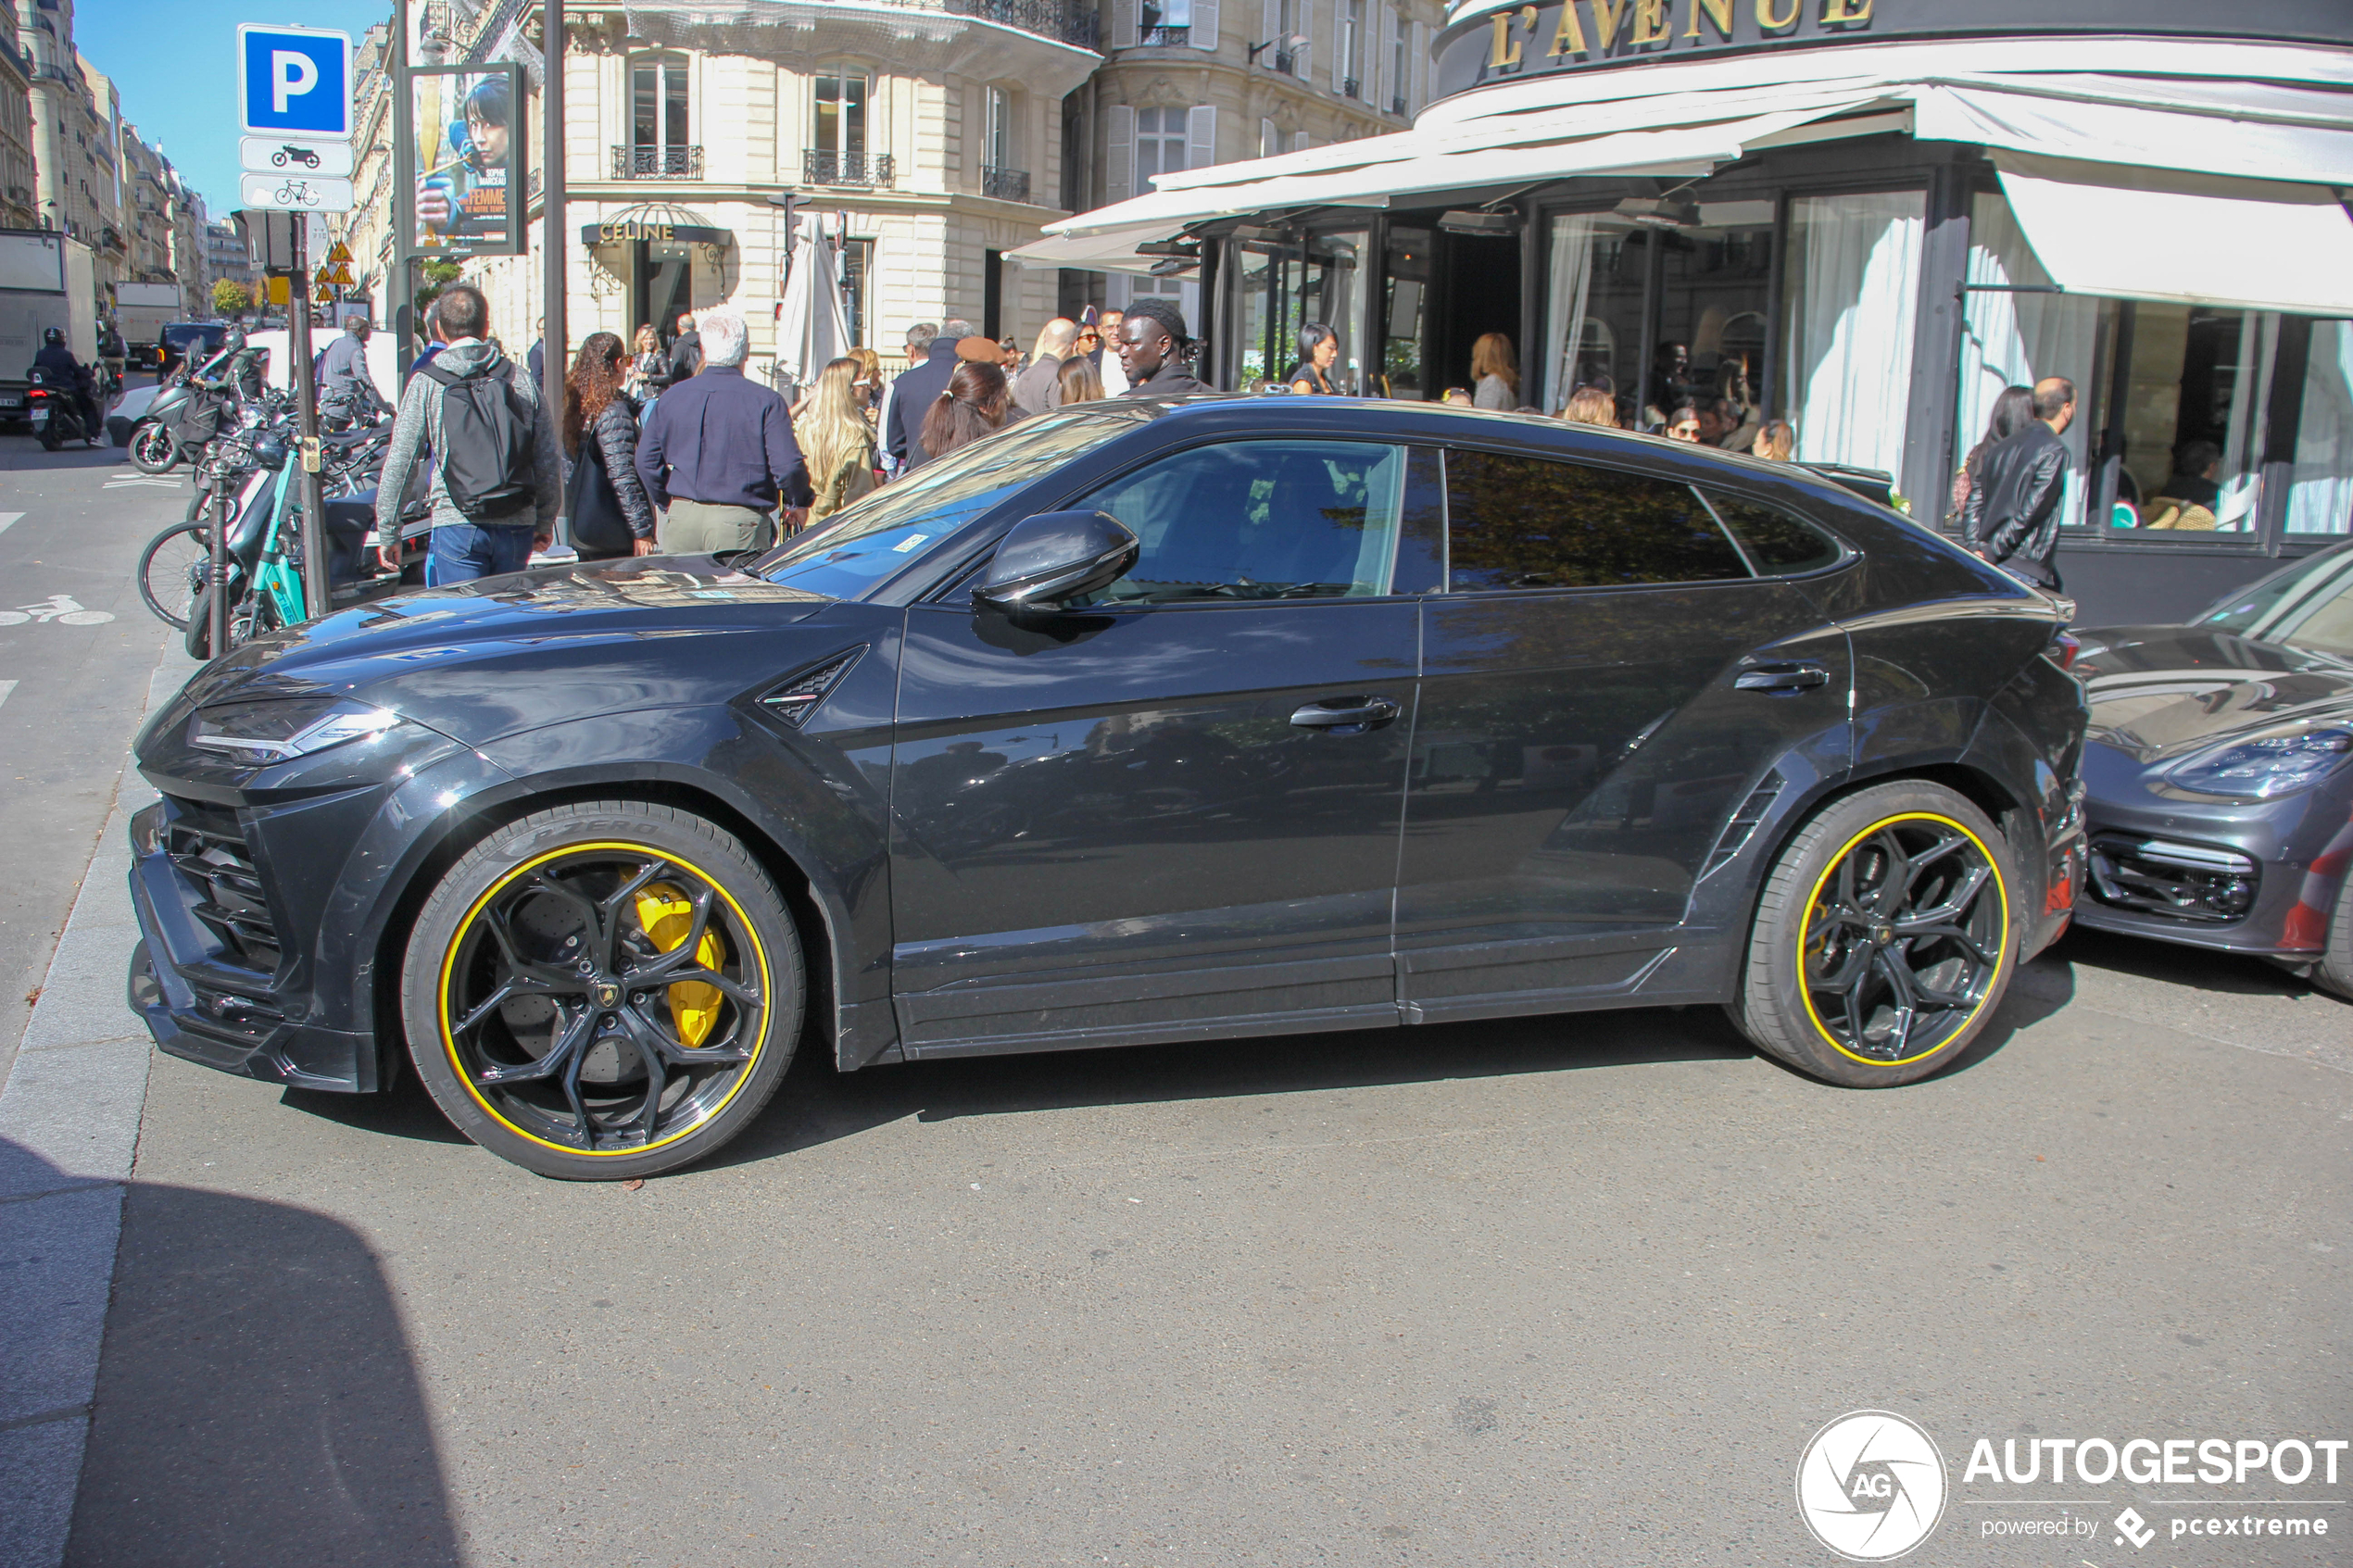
[409,65,520,256]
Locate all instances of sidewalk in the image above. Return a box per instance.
[0,646,192,1568]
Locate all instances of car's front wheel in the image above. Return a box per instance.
[401,800,806,1180]
[1730,782,2016,1087]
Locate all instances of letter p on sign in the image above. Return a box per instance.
[239,25,351,138]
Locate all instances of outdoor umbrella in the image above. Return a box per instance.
[774,210,850,399]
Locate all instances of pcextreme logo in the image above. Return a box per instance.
[1797,1410,1950,1562]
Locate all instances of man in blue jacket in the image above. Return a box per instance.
[635,307,812,555]
[886,315,973,473]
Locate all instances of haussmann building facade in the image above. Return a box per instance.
[1019,0,2353,623]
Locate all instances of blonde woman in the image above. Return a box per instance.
[1470,332,1519,409]
[797,357,879,525]
[1559,385,1617,427]
[848,345,885,424]
[626,323,663,400]
[1752,419,1796,462]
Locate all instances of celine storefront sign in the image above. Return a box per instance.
[581,219,730,246]
[1434,0,2347,100]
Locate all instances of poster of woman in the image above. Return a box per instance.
[410,65,520,255]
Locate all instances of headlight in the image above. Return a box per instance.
[188,697,404,766]
[2165,725,2353,799]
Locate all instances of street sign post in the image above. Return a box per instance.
[239,174,356,212]
[238,135,355,178]
[238,24,352,139]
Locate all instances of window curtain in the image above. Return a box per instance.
[1782,192,1924,481]
[2288,320,2353,535]
[1541,213,1598,417]
[1957,191,2098,526]
[2213,311,2280,532]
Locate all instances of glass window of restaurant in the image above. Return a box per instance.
[1227,230,1375,395]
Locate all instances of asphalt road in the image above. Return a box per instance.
[7,453,2349,1566]
[0,406,182,1080]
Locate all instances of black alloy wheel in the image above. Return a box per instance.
[136,521,209,630]
[128,420,177,473]
[1731,781,2016,1087]
[402,802,804,1180]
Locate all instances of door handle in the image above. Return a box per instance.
[1735,661,1831,695]
[1290,696,1403,734]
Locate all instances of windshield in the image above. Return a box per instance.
[2198,546,2353,659]
[753,406,1150,599]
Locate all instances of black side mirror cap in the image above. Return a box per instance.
[974,509,1139,615]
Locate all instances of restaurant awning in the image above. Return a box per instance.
[1993,152,2353,318]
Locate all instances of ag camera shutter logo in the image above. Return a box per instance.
[1797,1411,1949,1561]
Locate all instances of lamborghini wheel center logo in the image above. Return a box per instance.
[1798,1411,1950,1561]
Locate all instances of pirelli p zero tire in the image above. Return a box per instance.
[401,800,806,1180]
[1730,782,2017,1088]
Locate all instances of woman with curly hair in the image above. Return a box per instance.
[560,332,657,560]
[1558,385,1617,427]
[797,357,879,525]
[920,359,1021,461]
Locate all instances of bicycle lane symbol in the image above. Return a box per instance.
[0,594,115,626]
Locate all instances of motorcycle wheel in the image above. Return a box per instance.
[38,422,58,452]
[129,421,177,474]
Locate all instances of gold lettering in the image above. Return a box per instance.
[1489,10,1523,68]
[1549,0,1591,54]
[1755,0,1799,27]
[1632,0,1667,42]
[1589,0,1629,49]
[1685,0,1733,37]
[1820,0,1872,20]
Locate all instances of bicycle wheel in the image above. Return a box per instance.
[137,522,212,632]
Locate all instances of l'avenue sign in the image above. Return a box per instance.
[1431,0,2347,102]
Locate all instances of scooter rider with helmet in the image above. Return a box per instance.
[33,327,98,436]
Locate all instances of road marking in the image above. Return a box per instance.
[0,680,16,710]
[0,595,112,627]
[102,477,180,491]
[0,512,21,536]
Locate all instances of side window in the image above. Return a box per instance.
[1703,490,1845,575]
[1443,449,1750,592]
[1073,441,1407,606]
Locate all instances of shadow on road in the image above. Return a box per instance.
[281,1068,472,1147]
[2048,922,2323,998]
[61,1141,460,1567]
[711,1001,1760,1171]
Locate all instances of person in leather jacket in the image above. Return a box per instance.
[1961,375,2076,590]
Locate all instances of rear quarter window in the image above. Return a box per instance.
[1702,491,1846,575]
[1444,448,1750,591]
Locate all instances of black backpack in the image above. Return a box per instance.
[419,357,536,519]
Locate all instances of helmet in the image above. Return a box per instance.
[43,326,63,345]
[253,435,289,470]
[220,325,247,353]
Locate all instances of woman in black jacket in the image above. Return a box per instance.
[561,332,658,559]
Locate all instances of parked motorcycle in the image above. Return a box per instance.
[127,365,233,474]
[25,364,95,450]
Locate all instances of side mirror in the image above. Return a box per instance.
[974,509,1139,615]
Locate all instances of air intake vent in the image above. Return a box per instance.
[760,647,864,728]
[1702,770,1786,879]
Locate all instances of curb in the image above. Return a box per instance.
[0,646,191,1568]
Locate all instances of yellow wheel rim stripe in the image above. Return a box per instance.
[1795,811,2008,1069]
[438,841,773,1158]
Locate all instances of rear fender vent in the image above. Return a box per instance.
[760,647,865,728]
[1702,770,1786,879]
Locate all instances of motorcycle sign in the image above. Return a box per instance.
[239,135,353,178]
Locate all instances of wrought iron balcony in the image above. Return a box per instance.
[804,149,896,189]
[1390,94,1408,117]
[1139,23,1189,44]
[611,144,703,179]
[935,0,1101,50]
[1340,76,1360,99]
[1273,49,1298,74]
[981,165,1031,204]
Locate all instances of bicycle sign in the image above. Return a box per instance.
[0,594,114,627]
[238,172,354,212]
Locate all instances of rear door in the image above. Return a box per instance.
[888,438,1420,1054]
[1398,445,1853,1018]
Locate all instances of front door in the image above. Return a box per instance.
[1397,445,1853,1015]
[889,438,1420,1054]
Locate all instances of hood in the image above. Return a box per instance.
[160,556,837,748]
[427,338,506,377]
[2071,623,2353,764]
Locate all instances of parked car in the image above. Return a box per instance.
[125,400,2089,1180]
[2070,540,2353,997]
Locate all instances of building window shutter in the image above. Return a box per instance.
[1261,116,1278,158]
[1185,105,1216,171]
[1106,103,1135,205]
[1300,0,1316,83]
[1263,0,1280,56]
[1113,0,1138,48]
[1291,131,1311,154]
[1194,0,1219,50]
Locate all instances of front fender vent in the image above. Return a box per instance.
[760,646,865,728]
[1702,770,1786,879]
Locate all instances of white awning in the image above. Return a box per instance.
[1914,81,2353,186]
[1994,153,2353,318]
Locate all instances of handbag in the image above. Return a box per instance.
[566,428,636,555]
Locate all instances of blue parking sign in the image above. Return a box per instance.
[239,24,351,138]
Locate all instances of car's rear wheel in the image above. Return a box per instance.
[1730,782,2015,1087]
[401,801,805,1180]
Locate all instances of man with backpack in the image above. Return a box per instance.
[374,284,563,584]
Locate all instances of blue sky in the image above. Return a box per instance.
[74,1,392,217]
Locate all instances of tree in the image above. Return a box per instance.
[414,258,464,319]
[211,278,251,317]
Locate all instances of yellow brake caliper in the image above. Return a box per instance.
[633,884,727,1047]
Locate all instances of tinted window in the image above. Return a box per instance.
[2201,546,2353,657]
[1704,491,1844,574]
[1444,449,1749,591]
[1073,441,1406,606]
